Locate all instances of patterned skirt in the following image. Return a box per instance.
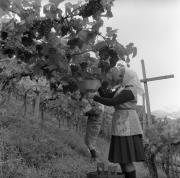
[108,134,145,164]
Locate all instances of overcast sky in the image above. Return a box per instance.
[103,0,180,112]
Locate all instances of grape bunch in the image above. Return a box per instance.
[1,31,8,40]
[62,80,78,93]
[50,81,61,92]
[40,19,53,38]
[65,53,71,61]
[98,60,110,73]
[69,19,83,32]
[16,49,33,63]
[2,48,15,58]
[21,31,34,47]
[99,46,119,68]
[80,62,88,71]
[61,25,70,36]
[36,44,44,57]
[67,38,83,49]
[40,64,54,80]
[79,0,104,18]
[108,49,119,67]
[99,46,110,60]
[0,67,4,73]
[70,64,79,74]
[31,19,53,39]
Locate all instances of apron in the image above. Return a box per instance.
[111,86,143,136]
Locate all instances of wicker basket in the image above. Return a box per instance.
[87,162,125,178]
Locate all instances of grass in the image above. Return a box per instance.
[0,99,166,178]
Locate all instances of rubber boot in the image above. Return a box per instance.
[89,149,97,162]
[125,170,136,178]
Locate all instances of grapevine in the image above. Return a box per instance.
[0,0,138,132]
[79,0,104,18]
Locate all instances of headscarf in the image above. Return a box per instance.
[107,65,144,96]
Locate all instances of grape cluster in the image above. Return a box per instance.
[1,31,8,40]
[36,44,43,57]
[2,48,15,58]
[0,68,3,73]
[79,0,104,18]
[40,64,54,80]
[61,25,70,36]
[31,19,53,39]
[62,80,78,93]
[80,62,88,71]
[70,64,79,74]
[108,49,119,67]
[16,49,33,63]
[99,46,110,60]
[99,46,119,68]
[65,53,71,61]
[69,19,83,32]
[50,81,61,92]
[67,38,83,49]
[21,31,34,47]
[98,60,110,73]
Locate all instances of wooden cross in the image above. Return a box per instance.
[140,59,174,127]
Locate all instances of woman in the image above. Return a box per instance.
[93,66,145,178]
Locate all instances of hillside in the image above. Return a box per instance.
[0,100,166,178]
[152,108,180,119]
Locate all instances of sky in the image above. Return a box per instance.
[102,0,180,112]
[1,0,180,112]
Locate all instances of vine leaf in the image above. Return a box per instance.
[132,47,137,58]
[92,19,104,32]
[78,30,89,41]
[0,0,10,11]
[65,2,73,15]
[106,27,118,37]
[49,0,65,7]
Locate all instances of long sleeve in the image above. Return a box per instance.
[93,90,134,106]
[98,87,116,98]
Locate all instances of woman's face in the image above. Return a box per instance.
[112,69,125,86]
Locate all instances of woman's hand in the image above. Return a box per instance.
[87,91,99,99]
[93,95,100,102]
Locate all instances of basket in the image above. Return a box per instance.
[87,162,125,178]
[78,79,101,92]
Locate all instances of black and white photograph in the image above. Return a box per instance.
[0,0,180,177]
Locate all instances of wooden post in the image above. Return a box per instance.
[34,91,40,120]
[141,60,152,126]
[140,60,174,128]
[142,94,147,133]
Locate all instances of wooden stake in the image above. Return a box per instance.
[140,60,174,128]
[34,91,40,120]
[142,94,147,132]
[141,60,152,126]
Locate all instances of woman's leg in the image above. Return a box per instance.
[119,163,126,174]
[125,163,135,172]
[120,163,136,178]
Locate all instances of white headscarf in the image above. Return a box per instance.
[107,65,144,96]
[123,68,144,96]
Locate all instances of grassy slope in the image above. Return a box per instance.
[0,100,166,178]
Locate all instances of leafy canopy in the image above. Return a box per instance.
[0,0,137,93]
